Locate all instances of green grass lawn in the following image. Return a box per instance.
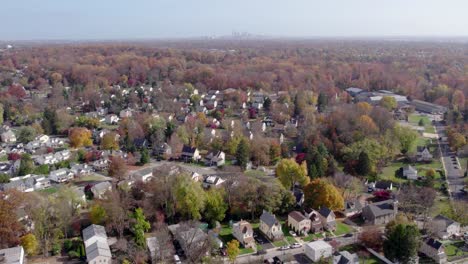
[361,256,382,264]
[303,232,325,242]
[335,222,353,236]
[0,155,8,161]
[379,159,442,183]
[39,186,58,195]
[408,114,436,133]
[445,242,468,260]
[273,240,288,247]
[431,196,453,217]
[239,247,254,255]
[280,221,297,245]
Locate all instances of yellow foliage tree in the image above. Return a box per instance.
[358,115,378,133]
[101,132,119,151]
[20,233,39,256]
[226,239,240,263]
[276,158,309,190]
[69,127,93,148]
[304,179,344,210]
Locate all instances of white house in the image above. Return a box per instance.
[204,151,225,167]
[0,246,25,264]
[419,238,447,264]
[131,167,154,183]
[202,175,225,188]
[305,241,333,262]
[91,182,112,199]
[49,168,74,183]
[82,224,112,264]
[417,146,433,162]
[105,114,119,124]
[288,211,311,235]
[232,220,255,249]
[1,130,16,143]
[432,215,461,239]
[403,165,418,180]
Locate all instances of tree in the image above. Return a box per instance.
[203,188,227,227]
[304,179,344,210]
[359,226,383,250]
[393,125,418,154]
[101,132,119,151]
[356,152,372,176]
[380,96,397,110]
[317,92,328,112]
[140,148,149,165]
[173,175,206,220]
[69,127,92,148]
[130,208,150,248]
[263,97,272,111]
[18,154,35,176]
[276,158,309,190]
[447,131,466,151]
[108,156,128,181]
[17,126,37,143]
[0,103,4,125]
[89,204,107,225]
[0,190,25,248]
[358,115,378,133]
[42,107,58,135]
[418,118,425,126]
[21,233,39,256]
[383,224,420,264]
[226,239,240,263]
[236,137,250,170]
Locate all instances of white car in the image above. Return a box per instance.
[279,245,290,251]
[289,230,297,237]
[290,243,302,248]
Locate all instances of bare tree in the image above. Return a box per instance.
[176,221,211,263]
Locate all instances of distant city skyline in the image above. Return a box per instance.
[1,0,468,40]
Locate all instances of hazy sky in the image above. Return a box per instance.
[2,0,468,40]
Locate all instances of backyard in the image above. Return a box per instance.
[444,241,468,261]
[408,113,436,134]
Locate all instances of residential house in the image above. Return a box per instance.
[119,108,133,118]
[318,207,336,231]
[361,199,398,225]
[232,220,255,249]
[370,180,393,191]
[304,241,332,263]
[146,236,173,264]
[172,226,209,257]
[1,130,16,143]
[432,215,461,239]
[91,182,112,199]
[342,199,363,217]
[0,174,50,192]
[288,211,311,235]
[91,159,109,171]
[155,143,172,158]
[70,163,93,177]
[345,87,364,97]
[204,151,225,167]
[292,188,305,207]
[259,210,284,241]
[49,168,74,183]
[35,134,50,144]
[303,209,324,233]
[419,238,447,264]
[105,114,119,124]
[0,246,25,264]
[202,175,225,188]
[417,146,433,162]
[333,250,359,264]
[82,224,112,264]
[180,145,201,162]
[403,165,418,180]
[132,167,154,183]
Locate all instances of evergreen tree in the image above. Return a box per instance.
[140,148,149,165]
[317,92,328,113]
[306,147,326,178]
[236,137,250,170]
[357,151,372,176]
[42,107,58,135]
[263,97,272,110]
[18,154,35,176]
[383,224,420,264]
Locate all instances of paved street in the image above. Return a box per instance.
[434,122,467,201]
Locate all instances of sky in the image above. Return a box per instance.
[1,0,468,40]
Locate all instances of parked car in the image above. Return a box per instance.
[256,249,267,255]
[344,233,353,237]
[289,230,297,237]
[290,243,301,248]
[174,255,182,264]
[279,245,290,251]
[324,237,333,241]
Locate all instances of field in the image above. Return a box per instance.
[379,160,442,184]
[408,113,436,133]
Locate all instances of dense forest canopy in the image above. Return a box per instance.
[0,40,467,105]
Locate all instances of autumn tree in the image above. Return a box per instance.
[17,126,37,143]
[226,239,240,263]
[89,204,107,225]
[359,226,383,250]
[21,233,39,256]
[380,96,397,110]
[393,125,418,154]
[18,154,35,176]
[101,132,119,151]
[304,179,344,210]
[108,156,128,181]
[69,127,92,148]
[0,190,25,248]
[276,158,309,190]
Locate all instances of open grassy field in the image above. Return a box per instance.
[408,113,436,133]
[335,222,353,236]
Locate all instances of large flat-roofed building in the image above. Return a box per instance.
[411,100,447,114]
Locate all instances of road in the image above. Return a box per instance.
[434,122,466,201]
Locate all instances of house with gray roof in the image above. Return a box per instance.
[419,238,447,264]
[259,210,284,241]
[0,246,25,264]
[432,215,461,239]
[91,181,112,199]
[82,224,111,264]
[402,165,418,180]
[131,167,154,182]
[333,250,359,264]
[318,207,336,231]
[362,199,398,225]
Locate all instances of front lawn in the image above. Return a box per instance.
[239,247,255,255]
[280,221,297,245]
[445,242,468,260]
[335,222,353,236]
[303,232,324,242]
[273,240,288,247]
[379,159,442,183]
[408,114,435,133]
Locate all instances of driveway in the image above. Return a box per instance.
[254,231,274,250]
